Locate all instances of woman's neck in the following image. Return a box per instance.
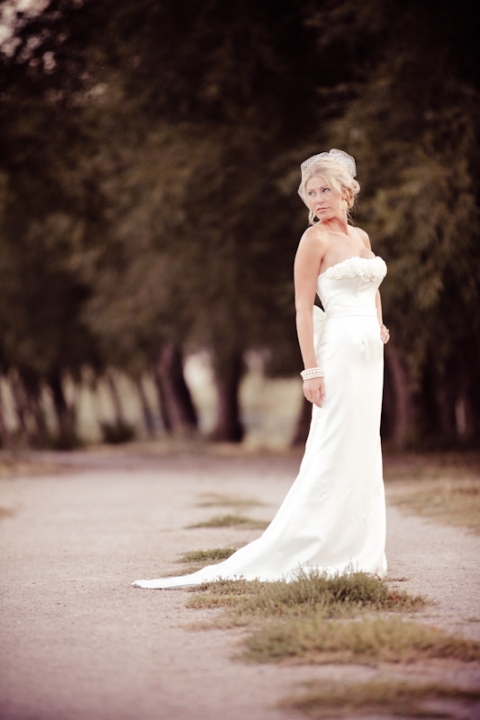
[322,213,349,236]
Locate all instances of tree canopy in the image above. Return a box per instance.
[0,0,478,448]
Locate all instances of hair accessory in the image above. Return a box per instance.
[301,149,356,178]
[298,149,356,204]
[301,367,324,380]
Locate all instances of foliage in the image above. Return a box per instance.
[308,0,480,445]
[0,0,479,446]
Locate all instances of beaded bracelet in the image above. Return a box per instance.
[300,367,324,380]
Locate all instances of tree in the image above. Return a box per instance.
[307,0,480,447]
[3,0,478,450]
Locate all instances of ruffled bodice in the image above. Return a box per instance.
[320,255,386,282]
[317,256,386,320]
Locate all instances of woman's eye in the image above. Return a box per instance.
[322,187,330,193]
[307,190,315,196]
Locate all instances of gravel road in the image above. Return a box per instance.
[1,451,479,720]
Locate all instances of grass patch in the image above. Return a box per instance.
[186,572,479,672]
[243,616,480,665]
[283,678,480,718]
[385,455,480,533]
[384,454,480,483]
[0,458,62,478]
[167,546,241,577]
[177,547,238,564]
[393,480,480,534]
[187,572,425,618]
[188,514,269,530]
[196,493,263,509]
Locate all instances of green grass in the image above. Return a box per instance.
[188,514,269,530]
[283,679,480,718]
[243,616,480,665]
[187,571,426,619]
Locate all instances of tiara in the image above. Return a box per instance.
[300,148,356,178]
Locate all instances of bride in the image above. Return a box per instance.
[133,148,390,589]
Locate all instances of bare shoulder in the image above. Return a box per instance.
[297,224,329,255]
[295,225,328,278]
[353,226,371,250]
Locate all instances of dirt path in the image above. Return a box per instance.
[1,451,479,720]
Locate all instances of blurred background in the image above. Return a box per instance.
[0,0,479,452]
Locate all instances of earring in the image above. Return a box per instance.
[341,199,348,211]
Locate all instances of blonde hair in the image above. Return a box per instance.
[300,156,360,225]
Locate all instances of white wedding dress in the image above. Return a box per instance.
[134,256,387,589]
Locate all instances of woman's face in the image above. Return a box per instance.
[305,176,344,221]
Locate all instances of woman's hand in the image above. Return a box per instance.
[303,376,326,407]
[380,323,390,344]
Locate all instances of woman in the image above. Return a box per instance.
[133,148,389,589]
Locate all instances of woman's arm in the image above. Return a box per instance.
[294,229,327,406]
[376,291,390,343]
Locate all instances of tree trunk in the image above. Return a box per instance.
[429,359,457,447]
[152,365,173,433]
[0,379,12,448]
[9,370,33,443]
[291,395,312,447]
[21,370,49,446]
[465,370,480,442]
[106,369,125,426]
[455,364,478,442]
[211,349,244,443]
[435,359,477,447]
[385,345,413,451]
[135,375,156,438]
[153,342,198,435]
[48,370,76,449]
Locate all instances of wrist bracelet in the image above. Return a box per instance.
[301,367,324,380]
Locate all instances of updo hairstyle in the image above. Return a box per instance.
[301,157,360,226]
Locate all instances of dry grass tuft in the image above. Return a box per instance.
[282,678,480,718]
[0,458,62,478]
[187,571,425,619]
[188,514,269,530]
[196,493,264,509]
[183,561,478,667]
[177,547,238,564]
[393,481,480,534]
[243,616,480,665]
[386,456,480,534]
